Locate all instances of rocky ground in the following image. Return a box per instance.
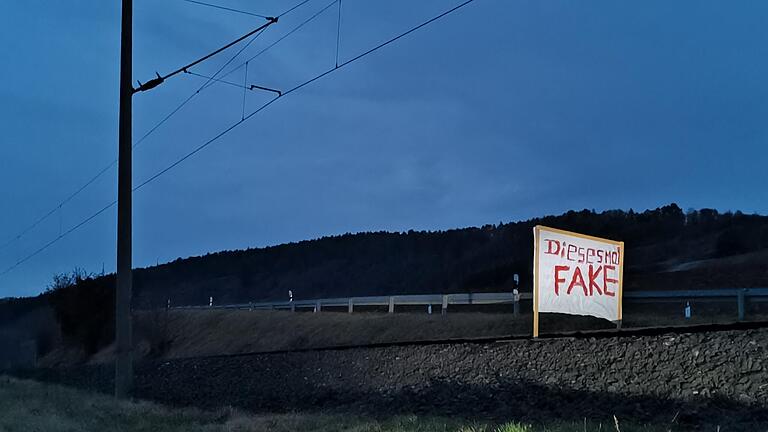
[16,328,768,430]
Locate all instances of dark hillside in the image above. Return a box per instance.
[3,204,768,362]
[126,204,768,307]
[5,204,766,313]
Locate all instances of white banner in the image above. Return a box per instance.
[534,226,624,322]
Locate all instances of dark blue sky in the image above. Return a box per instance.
[1,0,766,297]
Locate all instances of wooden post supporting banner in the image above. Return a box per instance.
[532,226,540,338]
[617,241,625,330]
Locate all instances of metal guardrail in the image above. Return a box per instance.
[173,288,768,320]
[174,292,529,313]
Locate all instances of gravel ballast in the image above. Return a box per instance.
[17,328,768,430]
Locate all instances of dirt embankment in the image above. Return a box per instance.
[41,310,527,366]
[41,306,767,367]
[21,327,768,430]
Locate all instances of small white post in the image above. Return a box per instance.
[388,296,395,314]
[513,288,520,318]
[348,298,354,314]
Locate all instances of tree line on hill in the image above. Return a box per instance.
[127,203,768,307]
[2,204,768,356]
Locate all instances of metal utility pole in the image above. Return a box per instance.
[115,0,134,398]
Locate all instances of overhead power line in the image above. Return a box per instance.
[242,62,249,118]
[212,0,338,86]
[185,70,282,95]
[0,200,117,278]
[185,70,253,90]
[278,0,313,18]
[0,18,277,256]
[0,0,319,255]
[335,0,342,67]
[134,18,278,93]
[0,20,267,273]
[180,0,270,19]
[0,0,479,280]
[138,0,318,93]
[140,0,481,191]
[0,162,115,254]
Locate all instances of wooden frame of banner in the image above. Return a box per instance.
[532,225,625,338]
[533,226,541,338]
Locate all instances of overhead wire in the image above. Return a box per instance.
[134,19,277,93]
[0,0,479,280]
[278,0,313,18]
[180,0,271,19]
[203,0,339,89]
[0,13,278,256]
[138,0,481,191]
[242,62,249,119]
[185,70,281,95]
[0,162,116,254]
[0,201,118,278]
[335,0,342,67]
[133,0,318,137]
[184,70,253,90]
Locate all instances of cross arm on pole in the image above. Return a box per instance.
[133,16,278,94]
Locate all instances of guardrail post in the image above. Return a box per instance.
[738,290,746,321]
[441,295,448,315]
[348,298,354,314]
[513,274,520,318]
[513,289,520,318]
[388,296,395,314]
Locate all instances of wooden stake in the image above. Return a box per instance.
[533,226,540,338]
[618,241,625,322]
